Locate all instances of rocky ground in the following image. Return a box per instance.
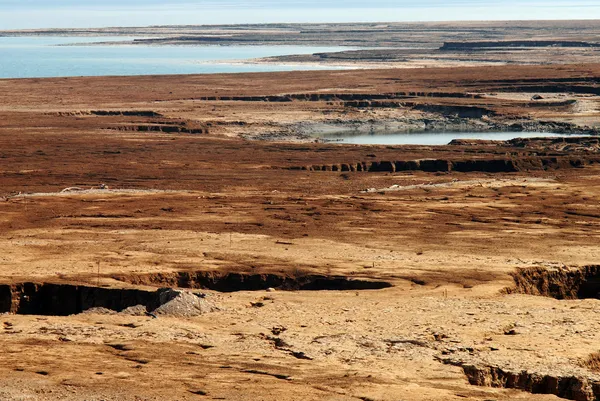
[1,65,600,400]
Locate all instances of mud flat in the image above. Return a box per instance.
[0,63,600,400]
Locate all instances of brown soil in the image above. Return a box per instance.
[0,65,600,400]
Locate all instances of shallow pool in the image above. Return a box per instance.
[319,131,587,145]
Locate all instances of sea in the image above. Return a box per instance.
[0,0,597,79]
[0,36,351,78]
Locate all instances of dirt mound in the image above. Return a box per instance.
[152,289,219,317]
[81,307,117,315]
[75,289,218,317]
[119,304,149,316]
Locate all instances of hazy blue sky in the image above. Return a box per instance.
[1,0,598,29]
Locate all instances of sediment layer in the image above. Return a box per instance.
[505,265,600,300]
[112,271,392,292]
[442,358,600,401]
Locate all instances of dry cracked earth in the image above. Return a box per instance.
[1,64,600,400]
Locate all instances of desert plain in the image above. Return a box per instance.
[1,21,600,401]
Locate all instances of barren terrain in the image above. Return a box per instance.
[3,20,600,68]
[1,63,600,400]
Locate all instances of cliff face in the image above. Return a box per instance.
[441,358,600,401]
[285,154,598,174]
[505,265,600,300]
[440,41,600,50]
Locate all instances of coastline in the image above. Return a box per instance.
[2,20,597,71]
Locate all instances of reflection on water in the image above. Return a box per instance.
[320,132,587,145]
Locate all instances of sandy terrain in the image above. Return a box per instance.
[1,64,600,400]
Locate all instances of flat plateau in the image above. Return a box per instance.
[1,63,600,400]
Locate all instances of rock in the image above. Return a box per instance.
[271,326,287,335]
[106,343,135,351]
[152,289,218,317]
[449,360,600,401]
[188,389,208,396]
[119,305,148,316]
[81,307,117,315]
[120,322,143,328]
[290,351,313,360]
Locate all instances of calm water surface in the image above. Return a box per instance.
[0,37,351,78]
[321,132,589,145]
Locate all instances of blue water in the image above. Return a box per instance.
[322,132,589,145]
[0,1,598,29]
[0,37,352,78]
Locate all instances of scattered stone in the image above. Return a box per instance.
[241,369,291,381]
[125,357,150,365]
[120,322,143,328]
[271,326,287,336]
[290,351,313,360]
[60,187,84,193]
[106,343,135,352]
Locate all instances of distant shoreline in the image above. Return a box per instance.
[2,21,599,71]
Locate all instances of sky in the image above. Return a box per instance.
[0,0,598,29]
